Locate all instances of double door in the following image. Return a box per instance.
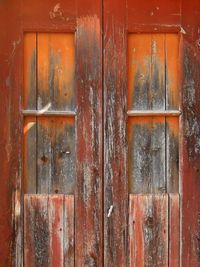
[0,0,199,266]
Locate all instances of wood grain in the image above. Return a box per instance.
[128,34,165,110]
[37,33,75,111]
[129,194,168,267]
[76,8,103,266]
[24,195,49,267]
[169,194,180,267]
[23,117,37,193]
[64,195,74,267]
[165,34,180,110]
[166,117,179,193]
[37,117,75,194]
[104,0,128,266]
[48,195,64,266]
[128,117,166,193]
[24,194,74,267]
[23,33,37,110]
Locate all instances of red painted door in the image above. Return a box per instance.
[0,1,200,266]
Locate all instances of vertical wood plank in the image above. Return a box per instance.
[165,34,180,110]
[23,117,37,193]
[151,34,165,110]
[53,118,75,195]
[24,195,49,267]
[128,117,166,193]
[37,118,52,194]
[48,195,64,267]
[166,117,179,193]
[76,6,102,266]
[181,39,200,266]
[37,33,75,111]
[104,0,128,266]
[24,33,37,110]
[64,195,74,267]
[129,194,168,267]
[169,194,180,267]
[128,34,151,110]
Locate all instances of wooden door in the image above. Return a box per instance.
[0,0,200,266]
[0,1,102,266]
[104,1,200,267]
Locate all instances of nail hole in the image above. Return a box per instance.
[55,189,59,194]
[41,155,48,163]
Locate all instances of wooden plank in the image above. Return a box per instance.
[128,34,151,110]
[37,33,75,111]
[24,195,49,267]
[127,110,181,117]
[169,194,180,267]
[151,34,165,110]
[104,0,128,266]
[23,117,37,193]
[64,195,74,267]
[48,195,64,267]
[23,110,76,116]
[129,194,168,267]
[37,117,75,194]
[24,33,37,110]
[165,34,180,110]
[24,195,75,267]
[181,39,200,266]
[76,6,103,266]
[37,118,52,194]
[128,117,166,193]
[53,117,75,194]
[166,117,179,193]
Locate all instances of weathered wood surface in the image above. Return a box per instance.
[23,117,37,193]
[165,34,180,110]
[104,0,128,266]
[128,33,179,111]
[76,5,103,266]
[128,117,166,193]
[129,194,180,267]
[127,0,181,32]
[23,117,75,194]
[169,194,180,267]
[181,40,200,266]
[128,33,180,194]
[24,194,74,267]
[23,33,37,110]
[166,117,179,193]
[182,1,200,265]
[37,33,75,111]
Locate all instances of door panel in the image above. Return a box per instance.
[129,194,180,267]
[24,195,74,267]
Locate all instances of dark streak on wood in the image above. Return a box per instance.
[182,39,200,266]
[76,10,102,267]
[37,118,75,194]
[104,1,128,266]
[128,118,166,193]
[129,194,180,267]
[24,194,74,267]
[24,195,49,267]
